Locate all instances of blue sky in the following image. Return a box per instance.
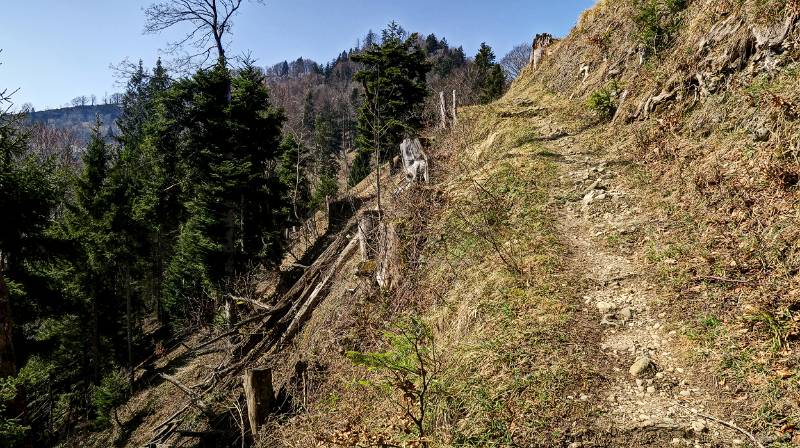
[0,0,595,110]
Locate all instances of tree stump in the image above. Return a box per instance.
[357,210,382,261]
[530,33,555,69]
[439,91,447,129]
[243,367,274,437]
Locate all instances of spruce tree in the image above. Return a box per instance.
[152,63,287,322]
[0,104,59,447]
[228,63,287,264]
[474,43,506,104]
[276,134,310,223]
[69,118,116,381]
[349,27,429,186]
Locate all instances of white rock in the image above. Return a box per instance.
[630,356,651,377]
[691,421,706,433]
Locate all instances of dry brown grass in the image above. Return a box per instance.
[522,0,800,442]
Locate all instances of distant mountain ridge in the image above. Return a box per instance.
[26,103,121,143]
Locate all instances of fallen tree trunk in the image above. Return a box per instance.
[278,235,359,348]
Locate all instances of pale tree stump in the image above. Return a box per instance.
[530,33,555,69]
[244,367,275,438]
[439,91,447,129]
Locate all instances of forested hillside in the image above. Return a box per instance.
[0,2,515,447]
[26,104,120,144]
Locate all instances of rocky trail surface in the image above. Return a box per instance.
[535,113,763,447]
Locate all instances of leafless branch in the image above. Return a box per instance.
[143,0,264,69]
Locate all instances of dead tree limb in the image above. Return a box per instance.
[159,373,210,414]
[146,402,192,446]
[228,294,272,311]
[687,406,764,448]
[189,310,274,353]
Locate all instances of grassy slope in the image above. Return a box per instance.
[523,0,800,442]
[264,82,612,445]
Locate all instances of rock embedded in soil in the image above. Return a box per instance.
[752,126,770,142]
[597,301,615,314]
[691,420,706,433]
[629,356,652,377]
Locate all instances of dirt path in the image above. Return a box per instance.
[541,126,758,447]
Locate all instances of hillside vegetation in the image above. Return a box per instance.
[248,0,800,446]
[6,0,800,447]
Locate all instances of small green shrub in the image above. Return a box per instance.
[347,317,439,442]
[635,0,688,57]
[587,84,619,120]
[91,368,129,427]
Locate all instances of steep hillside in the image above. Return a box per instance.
[76,1,800,447]
[516,0,800,444]
[264,0,800,444]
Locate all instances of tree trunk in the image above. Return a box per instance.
[0,269,16,377]
[125,263,133,392]
[357,210,381,261]
[243,368,274,439]
[90,283,100,382]
[153,227,163,324]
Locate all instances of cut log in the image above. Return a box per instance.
[244,367,274,437]
[278,235,360,347]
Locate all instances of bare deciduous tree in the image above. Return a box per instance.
[500,43,532,80]
[0,50,19,114]
[109,93,124,105]
[144,0,264,68]
[25,122,81,167]
[71,95,89,107]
